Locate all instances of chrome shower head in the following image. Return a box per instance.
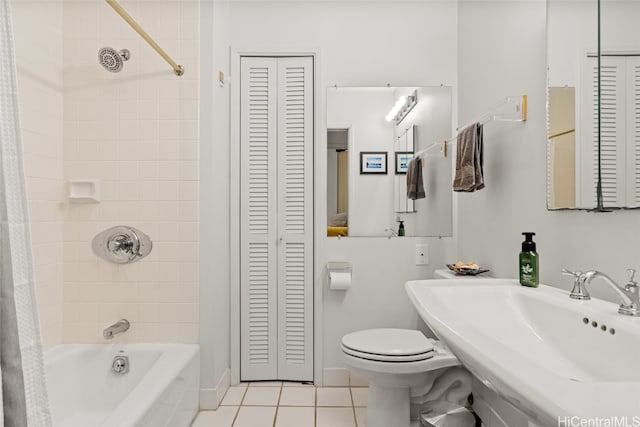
[98,47,130,73]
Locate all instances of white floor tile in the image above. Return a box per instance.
[316,407,356,427]
[220,385,247,406]
[233,406,277,427]
[275,406,315,427]
[316,387,352,407]
[354,407,367,427]
[242,386,281,406]
[191,407,238,427]
[249,381,283,387]
[279,386,316,406]
[282,381,315,387]
[351,387,368,407]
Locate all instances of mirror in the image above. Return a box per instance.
[547,0,640,210]
[326,86,453,237]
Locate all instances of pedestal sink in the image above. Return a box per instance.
[405,278,640,426]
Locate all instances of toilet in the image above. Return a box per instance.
[342,328,461,427]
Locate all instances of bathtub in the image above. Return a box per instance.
[45,344,199,427]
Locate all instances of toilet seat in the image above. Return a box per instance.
[341,328,434,362]
[341,345,433,362]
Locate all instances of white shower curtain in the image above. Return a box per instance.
[0,0,52,425]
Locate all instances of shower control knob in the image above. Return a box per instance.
[92,226,152,264]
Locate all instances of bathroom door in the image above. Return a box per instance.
[239,56,314,381]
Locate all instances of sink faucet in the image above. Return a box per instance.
[103,319,130,339]
[564,269,640,317]
[562,269,591,300]
[384,228,398,238]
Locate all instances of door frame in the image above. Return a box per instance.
[229,47,323,385]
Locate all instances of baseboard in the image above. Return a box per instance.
[322,367,368,387]
[199,368,230,410]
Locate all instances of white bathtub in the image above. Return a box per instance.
[45,344,199,427]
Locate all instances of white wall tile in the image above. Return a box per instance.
[60,0,200,344]
[14,0,65,350]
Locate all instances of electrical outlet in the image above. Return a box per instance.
[415,244,429,265]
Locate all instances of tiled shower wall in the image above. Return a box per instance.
[62,0,200,343]
[13,0,65,349]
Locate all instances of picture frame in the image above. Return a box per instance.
[360,152,388,174]
[395,152,414,175]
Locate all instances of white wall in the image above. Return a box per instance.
[228,1,457,85]
[224,0,459,373]
[12,0,64,350]
[322,236,454,370]
[457,0,638,305]
[200,0,231,406]
[62,0,200,343]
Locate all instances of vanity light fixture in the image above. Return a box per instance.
[385,90,418,125]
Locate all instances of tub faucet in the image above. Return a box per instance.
[103,319,130,339]
[581,269,640,317]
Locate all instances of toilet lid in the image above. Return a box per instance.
[341,329,434,358]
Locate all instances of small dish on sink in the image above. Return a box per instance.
[446,262,490,276]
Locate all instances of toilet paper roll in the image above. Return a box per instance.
[329,271,351,290]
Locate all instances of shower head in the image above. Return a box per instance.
[98,47,130,73]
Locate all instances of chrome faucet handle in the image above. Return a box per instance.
[561,268,582,278]
[626,269,637,286]
[624,269,639,299]
[562,268,591,300]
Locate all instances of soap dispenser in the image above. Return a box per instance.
[398,220,405,236]
[519,232,538,287]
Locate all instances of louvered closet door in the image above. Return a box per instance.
[579,57,599,207]
[581,55,640,207]
[240,56,313,381]
[599,57,626,206]
[580,56,626,206]
[625,57,640,207]
[240,57,279,380]
[276,57,313,381]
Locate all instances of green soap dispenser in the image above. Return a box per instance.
[398,220,405,236]
[519,232,539,287]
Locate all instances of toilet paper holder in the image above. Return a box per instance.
[327,261,352,290]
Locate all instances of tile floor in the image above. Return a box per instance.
[192,381,372,427]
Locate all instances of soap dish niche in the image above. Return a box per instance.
[68,180,101,203]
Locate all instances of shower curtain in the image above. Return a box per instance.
[0,0,52,425]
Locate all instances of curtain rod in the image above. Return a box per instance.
[105,0,184,76]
